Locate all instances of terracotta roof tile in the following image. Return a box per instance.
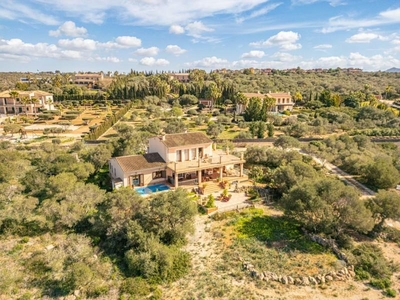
[161,132,213,148]
[115,153,166,172]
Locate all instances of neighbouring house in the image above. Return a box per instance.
[0,90,54,116]
[74,72,104,88]
[198,98,215,109]
[236,91,294,114]
[109,131,246,190]
[169,73,190,83]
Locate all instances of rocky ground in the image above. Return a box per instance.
[162,207,400,300]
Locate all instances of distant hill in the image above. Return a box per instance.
[385,67,400,73]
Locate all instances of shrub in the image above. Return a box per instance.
[187,109,198,115]
[370,278,391,290]
[61,115,77,120]
[120,277,150,297]
[38,113,55,120]
[52,139,61,144]
[205,194,215,208]
[386,288,397,298]
[351,243,393,282]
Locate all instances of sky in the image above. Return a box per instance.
[0,0,399,73]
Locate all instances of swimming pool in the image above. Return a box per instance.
[135,183,171,195]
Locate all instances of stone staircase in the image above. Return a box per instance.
[202,182,223,195]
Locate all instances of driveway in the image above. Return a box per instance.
[299,149,375,197]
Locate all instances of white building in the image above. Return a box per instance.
[109,132,245,189]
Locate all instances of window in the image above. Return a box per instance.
[176,150,182,162]
[153,171,165,179]
[191,148,196,160]
[131,175,140,186]
[184,149,189,161]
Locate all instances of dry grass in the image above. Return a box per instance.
[162,208,395,300]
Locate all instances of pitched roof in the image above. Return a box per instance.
[242,92,291,99]
[161,132,213,148]
[115,153,166,172]
[243,93,264,99]
[267,92,291,98]
[0,90,52,98]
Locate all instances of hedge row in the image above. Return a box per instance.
[350,128,400,137]
[84,102,134,141]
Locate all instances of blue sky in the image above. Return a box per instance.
[0,0,399,72]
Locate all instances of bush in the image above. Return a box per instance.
[61,115,77,120]
[52,138,61,144]
[38,113,55,120]
[370,278,391,290]
[120,277,150,297]
[351,243,393,282]
[205,194,215,208]
[386,288,397,298]
[187,109,198,115]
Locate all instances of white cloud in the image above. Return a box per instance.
[92,56,121,63]
[314,44,332,49]
[291,0,345,7]
[165,45,187,56]
[0,38,85,61]
[140,57,170,66]
[271,52,301,62]
[299,52,400,71]
[49,21,87,37]
[250,31,302,51]
[322,8,400,33]
[60,50,83,59]
[232,59,260,68]
[134,47,159,56]
[58,38,97,51]
[186,56,229,68]
[0,1,59,25]
[379,8,400,20]
[241,50,265,58]
[128,58,138,62]
[169,25,185,34]
[115,36,142,48]
[185,21,214,38]
[34,0,269,26]
[236,3,282,23]
[345,32,383,43]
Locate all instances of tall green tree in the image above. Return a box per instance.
[244,97,262,121]
[281,178,374,236]
[367,190,400,231]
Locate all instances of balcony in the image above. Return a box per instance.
[167,152,245,173]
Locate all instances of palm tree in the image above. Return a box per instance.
[44,98,53,111]
[55,103,65,117]
[20,96,30,116]
[9,90,19,116]
[235,92,248,115]
[30,97,40,117]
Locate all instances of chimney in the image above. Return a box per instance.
[162,135,166,141]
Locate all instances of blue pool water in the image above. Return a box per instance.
[135,184,171,195]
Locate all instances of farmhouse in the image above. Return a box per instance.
[0,90,54,116]
[109,132,246,190]
[236,91,294,114]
